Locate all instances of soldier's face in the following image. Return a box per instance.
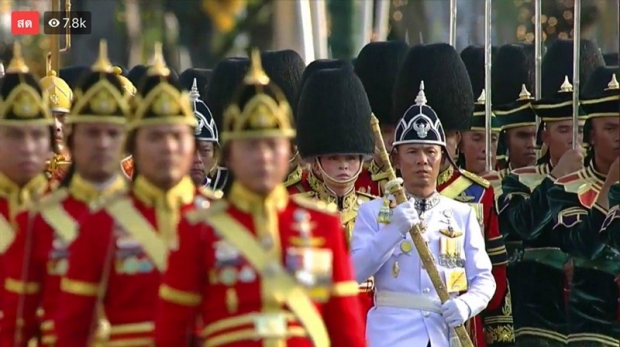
[0,125,51,185]
[444,131,461,163]
[196,141,215,173]
[505,125,537,168]
[589,117,620,164]
[394,143,442,191]
[315,155,362,182]
[53,113,66,145]
[190,150,206,186]
[227,137,291,195]
[134,124,195,189]
[543,120,584,162]
[459,130,498,174]
[72,123,126,183]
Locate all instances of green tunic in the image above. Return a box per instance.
[547,163,618,346]
[498,162,568,346]
[600,184,620,249]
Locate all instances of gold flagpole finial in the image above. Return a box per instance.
[147,42,170,77]
[605,74,619,90]
[244,49,269,85]
[559,76,573,93]
[518,84,532,100]
[7,41,29,73]
[91,40,113,72]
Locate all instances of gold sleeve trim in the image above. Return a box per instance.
[331,281,359,297]
[60,278,99,296]
[5,278,40,294]
[159,284,201,306]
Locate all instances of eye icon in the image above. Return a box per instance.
[48,18,60,28]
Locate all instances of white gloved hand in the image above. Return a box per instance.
[390,201,420,236]
[441,298,471,328]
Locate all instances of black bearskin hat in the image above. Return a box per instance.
[297,68,374,159]
[127,64,148,88]
[58,66,90,90]
[541,39,605,98]
[603,53,618,66]
[492,43,535,105]
[582,66,620,98]
[296,59,353,116]
[460,45,486,100]
[205,57,249,132]
[354,41,409,127]
[393,43,474,132]
[260,50,306,118]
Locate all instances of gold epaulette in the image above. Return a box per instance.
[291,194,338,215]
[460,169,490,188]
[186,200,228,225]
[198,186,222,200]
[284,166,303,188]
[35,188,69,212]
[88,189,128,212]
[356,191,379,202]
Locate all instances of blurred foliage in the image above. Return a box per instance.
[203,0,246,33]
[514,0,601,44]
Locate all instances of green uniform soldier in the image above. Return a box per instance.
[458,90,502,179]
[546,66,619,347]
[499,77,584,347]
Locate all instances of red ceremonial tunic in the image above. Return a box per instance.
[0,174,127,347]
[155,183,365,347]
[287,168,377,333]
[54,176,217,347]
[437,165,512,346]
[354,159,389,197]
[0,174,50,337]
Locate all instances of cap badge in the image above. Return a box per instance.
[413,120,430,138]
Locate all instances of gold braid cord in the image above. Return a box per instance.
[370,115,475,347]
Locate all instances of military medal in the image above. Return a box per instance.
[392,261,400,278]
[238,266,256,283]
[123,256,140,274]
[400,240,412,253]
[445,268,468,293]
[219,267,238,286]
[226,288,239,313]
[56,259,68,275]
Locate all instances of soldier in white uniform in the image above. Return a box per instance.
[350,82,496,347]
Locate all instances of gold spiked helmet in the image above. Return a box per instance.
[66,40,131,125]
[39,70,73,113]
[129,43,195,130]
[222,49,295,142]
[0,43,53,126]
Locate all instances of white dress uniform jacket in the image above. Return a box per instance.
[351,194,496,347]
